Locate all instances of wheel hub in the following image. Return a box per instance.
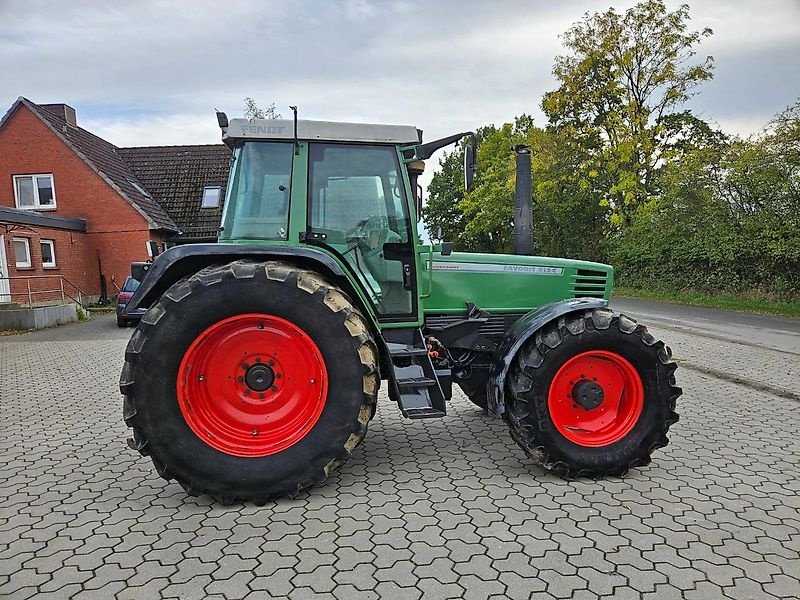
[176,313,328,457]
[244,362,275,392]
[572,378,604,409]
[547,350,644,447]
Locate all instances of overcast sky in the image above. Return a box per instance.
[2,0,799,154]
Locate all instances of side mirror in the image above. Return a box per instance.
[464,142,476,191]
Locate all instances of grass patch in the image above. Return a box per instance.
[0,328,35,336]
[614,287,800,318]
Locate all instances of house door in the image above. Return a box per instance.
[0,235,11,303]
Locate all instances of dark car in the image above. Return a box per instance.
[116,276,145,327]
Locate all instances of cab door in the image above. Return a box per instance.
[306,143,420,323]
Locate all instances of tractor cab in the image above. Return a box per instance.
[219,118,427,320]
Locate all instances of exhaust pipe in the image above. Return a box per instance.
[513,144,533,255]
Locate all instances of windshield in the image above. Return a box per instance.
[220,141,294,240]
[122,277,140,293]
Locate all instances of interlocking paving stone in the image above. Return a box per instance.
[1,314,799,599]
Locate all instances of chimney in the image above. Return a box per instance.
[40,103,77,127]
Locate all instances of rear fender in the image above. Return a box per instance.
[127,243,350,312]
[487,298,608,417]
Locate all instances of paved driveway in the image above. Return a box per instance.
[1,312,799,599]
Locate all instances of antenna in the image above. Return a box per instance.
[289,105,299,155]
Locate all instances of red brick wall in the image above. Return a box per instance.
[0,105,159,300]
[2,228,94,304]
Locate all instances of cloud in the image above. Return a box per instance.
[82,113,222,148]
[1,0,798,153]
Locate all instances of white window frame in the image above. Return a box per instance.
[201,186,221,208]
[13,237,32,268]
[13,174,57,210]
[40,239,56,268]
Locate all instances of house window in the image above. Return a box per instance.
[40,240,56,268]
[201,186,221,208]
[14,174,56,210]
[13,238,32,268]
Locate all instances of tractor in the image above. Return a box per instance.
[120,111,680,503]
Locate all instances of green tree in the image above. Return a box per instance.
[422,146,467,247]
[530,127,610,262]
[243,97,281,120]
[460,118,536,253]
[611,99,800,300]
[543,0,714,226]
[424,114,611,259]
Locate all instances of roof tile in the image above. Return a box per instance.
[118,145,231,240]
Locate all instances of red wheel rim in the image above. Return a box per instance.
[547,350,644,447]
[176,314,328,457]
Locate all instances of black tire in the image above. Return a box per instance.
[116,316,127,328]
[120,260,380,503]
[457,371,489,410]
[506,308,680,477]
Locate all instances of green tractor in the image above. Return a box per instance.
[121,112,680,503]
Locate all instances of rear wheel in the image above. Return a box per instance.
[120,260,380,502]
[116,316,127,327]
[506,308,680,477]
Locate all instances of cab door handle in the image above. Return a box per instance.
[402,263,412,290]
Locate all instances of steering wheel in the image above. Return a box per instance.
[345,215,385,251]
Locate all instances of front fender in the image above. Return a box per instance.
[127,243,347,312]
[487,297,608,417]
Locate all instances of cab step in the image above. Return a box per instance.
[383,328,449,419]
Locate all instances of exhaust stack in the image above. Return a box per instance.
[513,144,533,255]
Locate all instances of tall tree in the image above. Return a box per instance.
[243,97,282,120]
[542,0,714,226]
[422,146,468,247]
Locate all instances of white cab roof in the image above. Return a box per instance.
[223,118,421,145]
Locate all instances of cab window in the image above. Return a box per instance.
[308,143,414,316]
[220,142,293,240]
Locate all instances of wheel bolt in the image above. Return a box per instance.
[310,379,316,384]
[198,375,204,381]
[252,429,258,436]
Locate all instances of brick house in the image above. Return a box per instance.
[0,97,230,305]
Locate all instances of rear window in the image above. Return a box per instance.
[123,277,140,293]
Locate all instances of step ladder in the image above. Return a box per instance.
[383,328,448,419]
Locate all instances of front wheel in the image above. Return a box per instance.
[506,308,680,477]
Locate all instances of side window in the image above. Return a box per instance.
[308,144,414,316]
[221,142,293,240]
[309,144,409,241]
